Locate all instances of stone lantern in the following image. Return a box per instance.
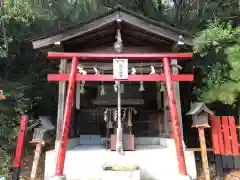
[30,116,55,179]
[186,102,214,128]
[31,116,55,143]
[186,102,213,180]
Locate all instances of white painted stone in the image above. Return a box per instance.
[45,138,197,180]
[102,170,140,180]
[178,175,193,180]
[159,137,186,149]
[49,175,66,180]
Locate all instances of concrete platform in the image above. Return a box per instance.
[45,137,197,180]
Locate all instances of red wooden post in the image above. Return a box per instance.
[162,57,187,176]
[54,57,78,177]
[228,116,239,155]
[218,117,225,155]
[210,115,219,154]
[12,115,28,180]
[222,116,231,155]
[211,116,225,177]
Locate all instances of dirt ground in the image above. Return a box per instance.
[197,163,240,180]
[19,150,45,180]
[5,146,46,180]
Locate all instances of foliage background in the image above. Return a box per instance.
[0,0,239,176]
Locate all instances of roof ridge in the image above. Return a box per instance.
[30,5,193,49]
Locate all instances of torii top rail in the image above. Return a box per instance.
[48,52,193,82]
[48,52,192,59]
[48,51,193,178]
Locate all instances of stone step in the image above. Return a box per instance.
[45,145,196,180]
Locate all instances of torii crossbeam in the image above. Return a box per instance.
[47,52,193,179]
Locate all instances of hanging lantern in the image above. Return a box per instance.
[160,82,165,92]
[100,84,105,96]
[139,81,145,92]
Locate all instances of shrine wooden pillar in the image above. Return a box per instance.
[163,47,184,141]
[55,42,67,151]
[172,44,184,140]
[163,88,170,136]
[66,63,78,138]
[163,60,182,138]
[171,61,184,139]
[156,82,163,136]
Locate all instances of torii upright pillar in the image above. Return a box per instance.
[53,57,78,179]
[163,57,187,176]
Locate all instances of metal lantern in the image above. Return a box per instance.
[186,102,214,128]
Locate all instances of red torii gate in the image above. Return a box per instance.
[47,52,193,179]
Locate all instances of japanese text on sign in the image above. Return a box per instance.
[113,59,128,80]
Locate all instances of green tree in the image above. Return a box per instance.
[193,22,240,105]
[0,1,111,176]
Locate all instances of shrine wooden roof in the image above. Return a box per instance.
[31,5,193,50]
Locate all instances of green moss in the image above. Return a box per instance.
[102,164,139,171]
